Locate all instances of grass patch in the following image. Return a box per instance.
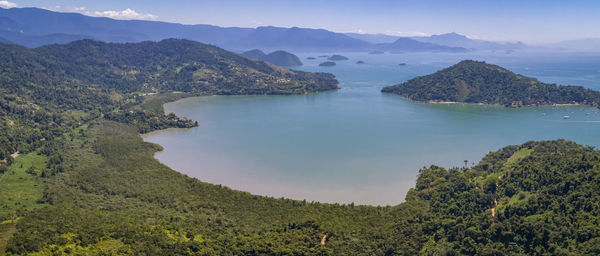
[496,191,532,215]
[503,148,533,171]
[0,152,47,220]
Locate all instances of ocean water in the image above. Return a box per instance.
[144,51,600,205]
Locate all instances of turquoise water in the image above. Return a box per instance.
[144,51,600,205]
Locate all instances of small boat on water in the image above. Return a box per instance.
[563,116,570,119]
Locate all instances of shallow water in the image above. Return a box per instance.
[144,51,600,205]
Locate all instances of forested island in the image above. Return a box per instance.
[382,60,600,107]
[1,39,599,255]
[242,49,303,67]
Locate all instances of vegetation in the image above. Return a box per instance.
[382,60,600,107]
[1,39,599,255]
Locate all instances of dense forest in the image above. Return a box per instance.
[382,60,600,107]
[1,40,599,255]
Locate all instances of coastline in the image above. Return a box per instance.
[140,127,195,139]
[428,101,458,104]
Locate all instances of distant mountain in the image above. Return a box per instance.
[0,7,466,52]
[378,37,467,52]
[550,38,600,52]
[230,26,371,51]
[412,32,526,51]
[242,49,303,66]
[382,60,600,107]
[0,31,92,47]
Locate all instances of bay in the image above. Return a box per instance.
[144,51,600,205]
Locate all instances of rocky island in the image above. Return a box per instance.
[327,54,349,61]
[382,60,600,107]
[319,61,336,67]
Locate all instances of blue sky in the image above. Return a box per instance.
[4,0,600,43]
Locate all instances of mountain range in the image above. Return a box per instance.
[0,7,462,52]
[2,7,597,53]
[346,32,527,51]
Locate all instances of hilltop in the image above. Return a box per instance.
[382,60,600,107]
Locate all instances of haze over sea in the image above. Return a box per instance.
[144,51,600,205]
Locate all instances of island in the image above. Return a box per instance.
[306,56,316,60]
[382,60,600,107]
[356,60,365,64]
[319,61,337,67]
[398,63,407,66]
[242,49,303,66]
[327,54,349,61]
[368,50,385,55]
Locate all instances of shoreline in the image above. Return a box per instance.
[140,127,195,138]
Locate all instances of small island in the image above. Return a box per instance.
[368,50,385,55]
[382,60,600,107]
[327,54,349,61]
[318,55,329,58]
[356,60,365,64]
[319,61,336,67]
[398,63,407,66]
[242,49,303,66]
[306,56,316,60]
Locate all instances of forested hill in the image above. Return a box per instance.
[382,60,600,107]
[28,39,337,95]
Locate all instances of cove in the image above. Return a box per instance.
[144,51,600,205]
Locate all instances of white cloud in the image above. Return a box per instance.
[0,1,17,8]
[50,6,157,21]
[396,31,431,37]
[90,8,157,20]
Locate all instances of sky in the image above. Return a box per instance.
[3,0,600,44]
